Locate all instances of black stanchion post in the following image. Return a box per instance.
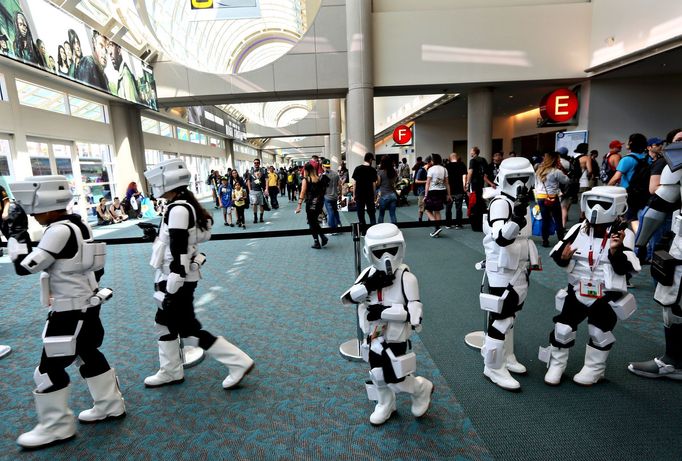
[339,222,364,361]
[464,261,488,350]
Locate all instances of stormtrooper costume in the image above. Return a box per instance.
[8,176,125,449]
[341,223,433,425]
[480,157,538,391]
[630,141,682,380]
[144,159,254,390]
[541,186,640,386]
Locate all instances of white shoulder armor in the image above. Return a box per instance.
[488,197,512,223]
[660,165,682,186]
[38,223,71,255]
[167,204,190,230]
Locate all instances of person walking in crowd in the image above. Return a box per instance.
[323,159,341,232]
[109,197,128,223]
[589,150,600,189]
[218,176,234,226]
[124,181,142,219]
[398,157,411,180]
[559,144,584,227]
[267,166,279,209]
[414,157,429,222]
[95,197,112,225]
[74,30,109,92]
[376,155,399,224]
[296,162,330,249]
[247,159,269,223]
[484,152,503,188]
[352,152,378,227]
[338,161,349,187]
[541,186,640,386]
[143,159,254,390]
[608,133,651,233]
[287,167,298,202]
[445,152,467,229]
[424,153,451,237]
[600,140,623,184]
[278,167,287,197]
[575,143,594,220]
[535,151,569,247]
[232,178,248,229]
[8,176,125,449]
[466,147,488,232]
[412,156,424,178]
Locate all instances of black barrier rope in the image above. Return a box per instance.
[0,218,472,247]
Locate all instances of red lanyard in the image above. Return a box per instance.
[377,289,383,302]
[588,229,609,271]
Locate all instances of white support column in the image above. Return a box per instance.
[323,135,330,160]
[329,99,342,169]
[110,102,146,196]
[345,0,374,173]
[467,87,494,163]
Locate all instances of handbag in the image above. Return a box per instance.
[541,179,558,206]
[263,195,271,211]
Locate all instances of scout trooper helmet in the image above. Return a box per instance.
[10,175,72,214]
[144,158,191,197]
[363,223,405,274]
[495,157,535,199]
[581,186,628,225]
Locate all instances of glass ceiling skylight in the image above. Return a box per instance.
[79,0,320,75]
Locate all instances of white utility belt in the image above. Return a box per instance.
[360,336,417,378]
[47,288,113,312]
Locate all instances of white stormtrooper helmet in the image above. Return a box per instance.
[495,157,535,199]
[144,158,191,197]
[10,175,72,214]
[363,223,405,274]
[581,186,628,225]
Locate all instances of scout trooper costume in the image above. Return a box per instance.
[8,176,124,449]
[541,186,640,386]
[480,157,538,391]
[630,141,682,380]
[144,159,254,389]
[341,223,433,425]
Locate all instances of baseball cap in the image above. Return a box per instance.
[574,143,588,154]
[647,137,663,146]
[558,147,568,156]
[609,140,623,149]
[322,159,331,167]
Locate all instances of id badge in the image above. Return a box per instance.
[579,278,603,298]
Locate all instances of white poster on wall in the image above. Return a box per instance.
[556,130,588,156]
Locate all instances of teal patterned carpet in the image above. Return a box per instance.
[0,196,680,460]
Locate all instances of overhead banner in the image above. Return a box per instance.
[0,0,158,110]
[186,105,247,140]
[188,0,261,21]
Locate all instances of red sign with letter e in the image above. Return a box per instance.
[393,125,412,145]
[540,88,579,123]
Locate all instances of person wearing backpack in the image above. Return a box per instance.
[599,140,623,184]
[608,133,651,233]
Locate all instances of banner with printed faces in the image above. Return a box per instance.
[0,0,158,110]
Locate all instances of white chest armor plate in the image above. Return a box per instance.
[358,267,412,343]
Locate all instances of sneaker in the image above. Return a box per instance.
[229,223,235,227]
[311,241,322,249]
[429,228,443,238]
[542,240,550,248]
[224,222,228,226]
[254,217,258,224]
[260,217,264,223]
[454,225,463,229]
[321,235,329,247]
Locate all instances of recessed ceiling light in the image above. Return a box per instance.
[508,95,514,99]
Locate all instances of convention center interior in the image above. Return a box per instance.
[1,0,682,459]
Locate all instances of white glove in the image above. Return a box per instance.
[7,237,28,261]
[165,272,185,294]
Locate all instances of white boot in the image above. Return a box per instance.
[573,344,610,386]
[181,345,205,368]
[206,336,254,389]
[544,346,570,386]
[504,328,527,374]
[482,336,520,391]
[369,386,396,425]
[17,386,77,449]
[410,376,434,417]
[144,340,185,388]
[78,369,126,423]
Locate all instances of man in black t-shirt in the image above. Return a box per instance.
[445,153,467,228]
[352,152,378,226]
[466,147,488,231]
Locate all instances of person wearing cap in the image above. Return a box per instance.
[7,176,125,449]
[608,133,651,233]
[635,136,668,263]
[600,140,623,184]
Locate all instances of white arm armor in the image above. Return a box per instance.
[167,205,191,274]
[7,237,28,261]
[657,166,682,203]
[340,266,373,305]
[622,229,641,274]
[20,247,55,273]
[402,271,423,327]
[488,199,519,244]
[20,224,69,273]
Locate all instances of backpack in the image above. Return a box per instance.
[625,154,651,209]
[600,153,616,184]
[568,155,583,181]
